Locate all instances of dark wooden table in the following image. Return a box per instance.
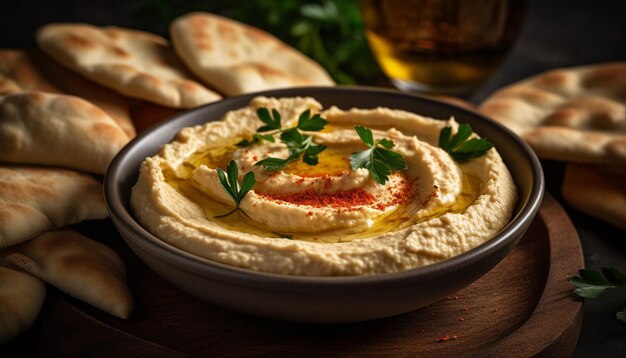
[1,0,626,356]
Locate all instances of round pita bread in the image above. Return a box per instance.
[0,91,129,174]
[170,12,335,96]
[479,62,626,167]
[37,23,222,108]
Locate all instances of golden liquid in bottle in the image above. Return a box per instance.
[361,0,526,94]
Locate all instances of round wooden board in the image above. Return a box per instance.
[27,194,583,357]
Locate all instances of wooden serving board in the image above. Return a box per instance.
[22,194,583,357]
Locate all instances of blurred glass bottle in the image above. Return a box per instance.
[361,0,527,96]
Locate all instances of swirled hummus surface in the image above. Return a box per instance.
[131,96,517,276]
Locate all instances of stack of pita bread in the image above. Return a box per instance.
[480,63,626,232]
[0,12,334,343]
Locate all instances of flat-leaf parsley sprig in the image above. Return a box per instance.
[570,266,626,322]
[349,126,407,185]
[237,107,329,171]
[439,123,493,162]
[214,160,256,218]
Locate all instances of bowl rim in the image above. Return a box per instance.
[104,85,544,289]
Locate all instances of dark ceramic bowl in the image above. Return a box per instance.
[104,86,544,323]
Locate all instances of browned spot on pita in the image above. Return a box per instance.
[108,45,129,58]
[89,122,123,144]
[544,109,579,127]
[196,40,212,51]
[104,28,123,40]
[534,70,572,87]
[64,34,94,50]
[228,49,239,59]
[177,80,202,92]
[189,14,211,27]
[582,64,626,88]
[217,22,238,42]
[246,27,272,43]
[252,63,286,79]
[500,86,563,105]
[138,73,162,86]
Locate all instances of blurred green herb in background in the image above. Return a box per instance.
[125,0,383,84]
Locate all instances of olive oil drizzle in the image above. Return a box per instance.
[162,140,479,243]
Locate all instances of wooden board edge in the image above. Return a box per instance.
[485,194,584,357]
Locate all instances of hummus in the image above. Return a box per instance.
[131,96,517,276]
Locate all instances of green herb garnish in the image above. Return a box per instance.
[214,160,256,218]
[570,266,626,322]
[349,126,407,185]
[439,123,493,162]
[238,108,328,171]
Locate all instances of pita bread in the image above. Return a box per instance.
[0,166,108,249]
[479,62,626,167]
[0,91,129,174]
[562,164,626,232]
[0,261,46,344]
[0,50,135,138]
[29,50,135,138]
[170,12,334,96]
[0,50,59,95]
[4,230,133,319]
[37,23,222,108]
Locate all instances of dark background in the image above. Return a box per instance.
[1,0,626,356]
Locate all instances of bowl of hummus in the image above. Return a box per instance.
[105,86,543,323]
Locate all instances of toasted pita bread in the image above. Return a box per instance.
[5,230,133,319]
[562,164,626,232]
[0,49,135,138]
[0,261,46,344]
[0,166,108,249]
[479,63,626,167]
[0,91,129,174]
[0,50,59,95]
[170,12,334,96]
[28,50,135,138]
[37,23,222,108]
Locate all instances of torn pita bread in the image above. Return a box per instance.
[479,62,626,167]
[170,12,334,96]
[0,261,46,344]
[0,166,108,249]
[562,164,626,232]
[37,23,222,108]
[0,49,135,138]
[0,91,129,174]
[4,230,133,319]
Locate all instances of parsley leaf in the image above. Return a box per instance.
[349,126,407,184]
[255,157,295,171]
[257,108,282,132]
[238,107,329,171]
[297,109,328,131]
[214,160,256,218]
[439,123,493,162]
[570,266,626,323]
